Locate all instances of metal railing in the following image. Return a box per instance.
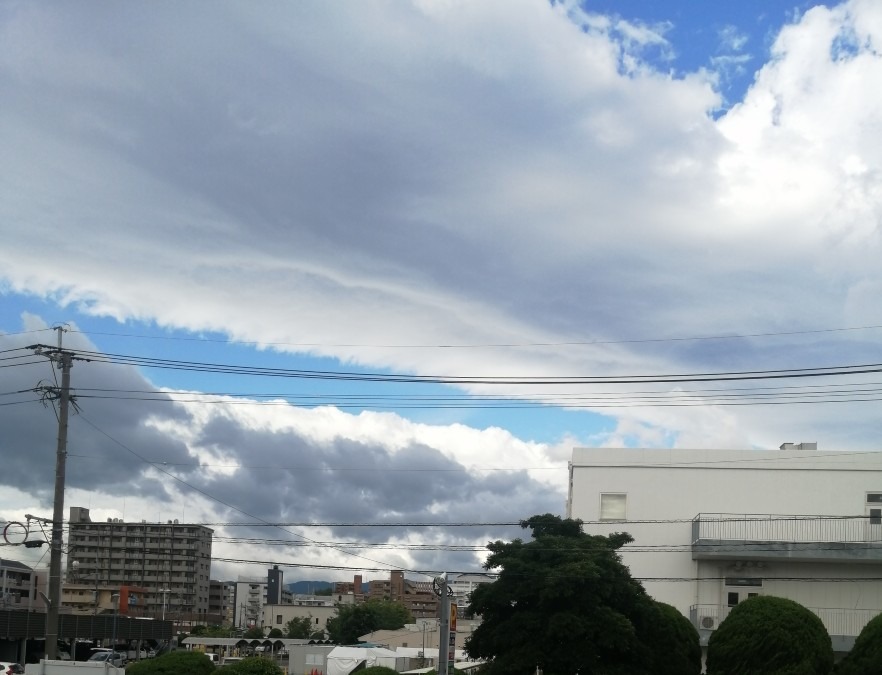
[690,603,879,636]
[692,514,882,544]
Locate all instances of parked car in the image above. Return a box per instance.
[0,663,24,675]
[88,650,126,667]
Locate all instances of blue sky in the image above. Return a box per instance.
[3,0,882,581]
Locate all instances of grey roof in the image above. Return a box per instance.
[0,559,34,572]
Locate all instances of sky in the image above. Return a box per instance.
[2,0,882,588]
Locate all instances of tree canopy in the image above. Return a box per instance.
[706,595,833,675]
[243,626,265,639]
[465,513,661,675]
[326,598,413,644]
[286,616,315,639]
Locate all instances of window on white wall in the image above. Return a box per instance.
[600,493,627,521]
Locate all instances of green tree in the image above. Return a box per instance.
[316,587,333,596]
[358,668,400,675]
[326,598,413,644]
[243,626,265,639]
[465,514,660,675]
[644,601,702,675]
[833,612,882,675]
[267,628,283,638]
[223,657,284,675]
[706,595,833,675]
[127,650,215,674]
[286,616,314,639]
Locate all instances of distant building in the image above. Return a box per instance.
[262,593,349,636]
[368,571,438,619]
[233,569,293,629]
[65,506,213,625]
[333,574,365,602]
[209,579,236,625]
[0,558,43,610]
[447,573,494,618]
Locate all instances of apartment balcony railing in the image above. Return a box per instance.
[692,514,882,562]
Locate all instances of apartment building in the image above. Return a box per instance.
[0,559,43,610]
[209,579,236,625]
[65,506,213,623]
[447,573,494,618]
[368,571,438,619]
[233,571,294,629]
[567,444,882,653]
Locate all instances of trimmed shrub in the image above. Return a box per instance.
[645,601,702,675]
[126,650,216,674]
[222,656,285,674]
[357,668,400,675]
[834,612,882,674]
[706,596,833,675]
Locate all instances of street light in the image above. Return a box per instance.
[159,588,171,621]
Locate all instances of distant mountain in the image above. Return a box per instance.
[285,580,334,594]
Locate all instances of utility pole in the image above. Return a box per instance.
[35,327,73,661]
[436,574,451,675]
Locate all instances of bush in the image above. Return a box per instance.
[706,596,833,675]
[358,668,400,675]
[645,602,702,675]
[126,650,216,675]
[835,612,882,674]
[222,656,285,674]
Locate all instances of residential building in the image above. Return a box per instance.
[447,573,494,618]
[368,571,438,619]
[333,574,364,602]
[567,444,882,652]
[209,580,236,625]
[0,559,43,610]
[233,570,293,629]
[65,506,213,624]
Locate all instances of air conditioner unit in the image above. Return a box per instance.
[700,616,716,630]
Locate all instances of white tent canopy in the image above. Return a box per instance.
[326,646,405,675]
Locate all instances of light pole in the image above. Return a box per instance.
[159,589,171,621]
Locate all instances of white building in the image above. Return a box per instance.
[567,444,882,652]
[447,573,494,618]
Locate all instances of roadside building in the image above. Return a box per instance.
[567,444,882,653]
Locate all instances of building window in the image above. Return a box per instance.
[727,592,739,607]
[599,493,627,521]
[277,615,283,624]
[725,578,763,587]
[867,493,882,503]
[871,509,881,526]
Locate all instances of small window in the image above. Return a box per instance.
[725,578,763,587]
[276,615,283,624]
[600,493,627,521]
[867,493,882,503]
[727,592,739,607]
[871,509,881,526]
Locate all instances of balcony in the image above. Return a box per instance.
[692,514,882,563]
[690,604,879,651]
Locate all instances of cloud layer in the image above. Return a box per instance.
[3,0,882,579]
